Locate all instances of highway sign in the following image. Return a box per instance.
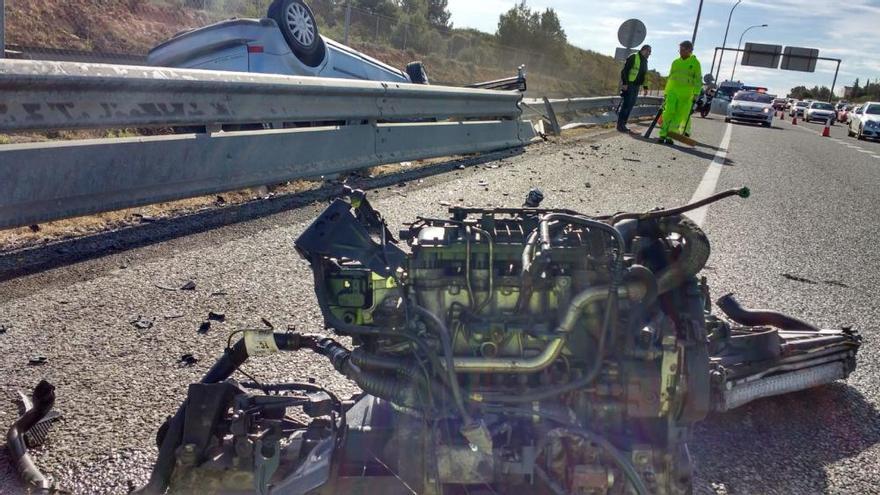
[617,19,646,49]
[781,46,819,72]
[741,43,782,69]
[614,47,636,63]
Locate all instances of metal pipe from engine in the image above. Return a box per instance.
[453,274,654,374]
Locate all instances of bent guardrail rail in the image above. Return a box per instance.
[0,60,534,230]
[522,95,663,133]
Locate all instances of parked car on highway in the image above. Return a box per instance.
[725,90,774,127]
[772,98,787,111]
[789,100,809,118]
[848,102,880,140]
[837,105,853,124]
[803,101,837,124]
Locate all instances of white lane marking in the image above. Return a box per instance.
[857,148,873,154]
[687,123,733,227]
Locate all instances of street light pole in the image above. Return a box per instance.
[713,0,743,85]
[731,24,768,80]
[692,0,704,45]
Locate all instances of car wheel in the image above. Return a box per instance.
[762,122,771,128]
[858,126,866,140]
[724,117,731,123]
[405,61,430,85]
[269,0,320,56]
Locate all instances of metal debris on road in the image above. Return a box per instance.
[28,356,48,366]
[130,317,154,330]
[179,281,197,291]
[207,312,226,322]
[197,322,211,334]
[6,381,56,491]
[178,354,198,367]
[782,273,819,285]
[0,323,9,334]
[16,390,62,448]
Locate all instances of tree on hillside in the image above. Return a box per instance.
[354,0,401,19]
[538,9,566,45]
[427,0,452,29]
[496,1,567,57]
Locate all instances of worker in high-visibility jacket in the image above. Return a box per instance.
[617,45,652,133]
[658,40,702,144]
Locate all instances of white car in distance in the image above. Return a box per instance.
[725,91,774,127]
[848,102,880,140]
[803,101,837,125]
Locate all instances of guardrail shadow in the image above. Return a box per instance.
[691,382,879,494]
[0,147,525,282]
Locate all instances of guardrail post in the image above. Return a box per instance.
[543,97,561,136]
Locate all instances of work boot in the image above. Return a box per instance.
[617,125,630,133]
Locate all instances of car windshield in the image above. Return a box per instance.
[811,103,834,110]
[734,92,773,103]
[865,105,880,115]
[796,102,808,107]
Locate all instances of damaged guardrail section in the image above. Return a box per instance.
[522,95,663,133]
[0,60,535,230]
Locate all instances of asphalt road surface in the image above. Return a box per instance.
[1,115,879,495]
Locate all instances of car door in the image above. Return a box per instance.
[850,106,863,133]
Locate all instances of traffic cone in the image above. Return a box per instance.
[792,114,797,125]
[822,119,831,137]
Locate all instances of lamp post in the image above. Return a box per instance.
[731,24,768,80]
[692,0,704,45]
[713,0,743,85]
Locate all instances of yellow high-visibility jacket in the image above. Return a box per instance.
[665,55,702,96]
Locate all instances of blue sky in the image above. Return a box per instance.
[446,0,880,97]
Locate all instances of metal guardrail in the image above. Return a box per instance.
[0,60,660,231]
[0,60,533,230]
[522,95,663,133]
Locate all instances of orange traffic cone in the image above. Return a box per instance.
[822,119,831,137]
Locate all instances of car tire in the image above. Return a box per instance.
[724,117,731,123]
[858,126,865,140]
[405,61,429,85]
[762,122,771,128]
[268,0,321,57]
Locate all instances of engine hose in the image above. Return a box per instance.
[351,349,446,398]
[655,215,711,295]
[609,187,750,224]
[413,305,474,424]
[6,380,55,493]
[716,293,820,331]
[318,339,430,409]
